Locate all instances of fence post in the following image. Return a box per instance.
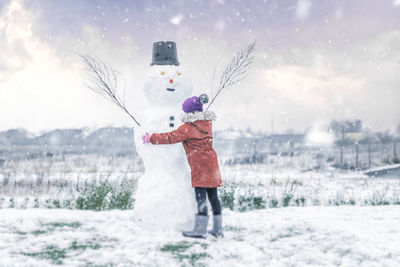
[355,142,359,170]
[368,140,371,169]
[340,126,344,165]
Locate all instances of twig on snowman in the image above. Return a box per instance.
[206,40,256,111]
[79,54,141,127]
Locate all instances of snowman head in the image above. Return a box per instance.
[143,41,193,107]
[143,65,193,107]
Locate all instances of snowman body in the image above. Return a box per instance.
[134,64,196,230]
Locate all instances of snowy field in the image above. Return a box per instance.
[1,206,399,266]
[2,162,400,210]
[1,155,400,266]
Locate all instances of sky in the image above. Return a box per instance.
[0,0,399,134]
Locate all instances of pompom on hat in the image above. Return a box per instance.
[182,94,209,113]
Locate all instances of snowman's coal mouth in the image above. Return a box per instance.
[166,88,175,92]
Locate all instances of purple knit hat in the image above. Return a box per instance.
[182,96,203,113]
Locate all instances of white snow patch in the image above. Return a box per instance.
[365,163,400,175]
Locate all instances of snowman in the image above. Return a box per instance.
[133,41,196,230]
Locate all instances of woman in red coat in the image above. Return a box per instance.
[142,95,223,238]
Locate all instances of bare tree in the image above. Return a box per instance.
[206,40,256,111]
[79,54,141,127]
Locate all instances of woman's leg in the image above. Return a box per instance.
[206,188,223,237]
[206,188,221,215]
[195,187,208,215]
[182,187,209,238]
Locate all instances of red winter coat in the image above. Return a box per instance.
[149,111,222,188]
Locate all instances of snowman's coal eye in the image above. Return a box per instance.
[161,71,165,75]
[177,71,181,76]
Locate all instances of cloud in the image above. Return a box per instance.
[0,0,143,132]
[0,0,84,130]
[259,65,365,110]
[0,0,399,133]
[0,0,34,81]
[212,31,398,133]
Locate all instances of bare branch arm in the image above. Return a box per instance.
[78,54,141,127]
[206,40,256,111]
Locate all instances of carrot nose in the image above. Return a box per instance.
[169,79,173,84]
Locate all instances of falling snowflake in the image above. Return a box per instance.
[170,15,183,25]
[295,0,312,20]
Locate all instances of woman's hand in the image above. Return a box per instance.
[141,132,150,144]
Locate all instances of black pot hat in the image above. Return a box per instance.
[151,41,180,66]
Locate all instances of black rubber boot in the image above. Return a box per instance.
[182,214,209,239]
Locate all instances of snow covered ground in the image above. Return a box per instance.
[1,206,399,266]
[1,156,400,266]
